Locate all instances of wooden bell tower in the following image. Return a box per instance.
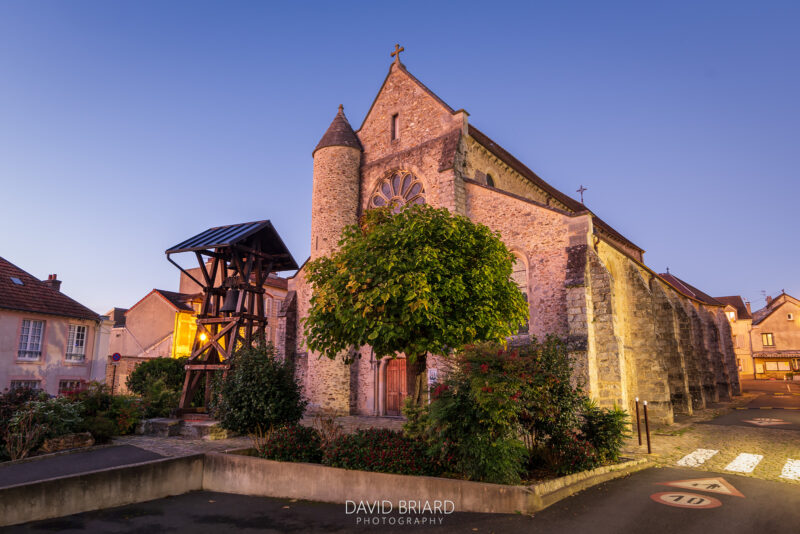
[166,220,298,415]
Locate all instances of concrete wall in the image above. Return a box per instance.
[0,309,104,395]
[0,455,204,527]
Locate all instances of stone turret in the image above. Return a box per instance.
[311,105,362,260]
[306,105,362,414]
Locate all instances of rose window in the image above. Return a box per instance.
[369,171,425,212]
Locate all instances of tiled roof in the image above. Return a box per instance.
[314,105,362,155]
[751,292,799,325]
[0,256,100,321]
[467,125,644,255]
[714,296,752,320]
[155,290,198,312]
[658,273,723,306]
[107,307,128,327]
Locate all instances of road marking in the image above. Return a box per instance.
[724,453,763,473]
[650,492,722,509]
[735,407,748,410]
[657,477,744,497]
[760,406,773,409]
[742,418,791,426]
[780,459,800,481]
[677,449,719,467]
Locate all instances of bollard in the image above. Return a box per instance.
[635,397,642,446]
[643,400,652,454]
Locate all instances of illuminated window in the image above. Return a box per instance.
[762,333,775,347]
[726,311,736,321]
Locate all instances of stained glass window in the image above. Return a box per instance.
[369,171,425,213]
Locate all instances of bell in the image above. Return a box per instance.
[220,289,240,314]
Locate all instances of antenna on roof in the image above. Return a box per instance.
[666,267,670,274]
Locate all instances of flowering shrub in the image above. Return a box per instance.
[255,424,323,463]
[423,337,628,480]
[322,429,442,476]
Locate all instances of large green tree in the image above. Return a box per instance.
[303,204,528,404]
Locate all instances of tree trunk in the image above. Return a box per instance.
[409,353,428,407]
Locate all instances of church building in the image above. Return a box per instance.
[277,47,740,424]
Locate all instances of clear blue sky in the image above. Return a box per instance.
[1,1,797,314]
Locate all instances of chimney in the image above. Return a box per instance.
[43,274,62,292]
[745,301,752,314]
[766,295,773,306]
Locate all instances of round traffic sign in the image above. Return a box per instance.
[650,492,722,509]
[111,352,121,362]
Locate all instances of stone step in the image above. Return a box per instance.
[135,418,182,437]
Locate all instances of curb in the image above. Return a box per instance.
[528,458,651,511]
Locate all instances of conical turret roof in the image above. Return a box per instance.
[313,105,363,155]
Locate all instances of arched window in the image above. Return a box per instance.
[511,253,529,334]
[369,170,425,213]
[486,173,495,187]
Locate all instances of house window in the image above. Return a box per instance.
[66,325,87,361]
[511,254,529,335]
[58,379,83,395]
[732,335,737,348]
[765,361,779,371]
[486,173,495,187]
[18,319,44,360]
[761,333,775,347]
[391,113,399,140]
[726,311,736,321]
[10,380,41,390]
[789,313,794,321]
[737,358,742,371]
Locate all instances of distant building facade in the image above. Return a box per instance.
[749,293,800,379]
[715,296,755,376]
[0,257,111,395]
[106,265,287,393]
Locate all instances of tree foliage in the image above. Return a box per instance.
[303,204,528,376]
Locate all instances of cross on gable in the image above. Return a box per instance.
[391,44,404,64]
[577,184,587,203]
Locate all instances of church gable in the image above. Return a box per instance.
[357,62,464,165]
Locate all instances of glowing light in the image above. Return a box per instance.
[199,333,208,342]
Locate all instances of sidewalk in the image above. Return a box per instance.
[0,445,163,488]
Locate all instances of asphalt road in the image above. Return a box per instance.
[0,445,163,488]
[4,467,798,533]
[740,378,800,409]
[701,408,800,431]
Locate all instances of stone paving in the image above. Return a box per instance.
[622,394,800,485]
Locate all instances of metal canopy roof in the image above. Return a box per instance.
[166,220,299,272]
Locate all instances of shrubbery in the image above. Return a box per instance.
[322,429,443,476]
[254,424,323,463]
[0,381,146,460]
[406,337,630,481]
[126,357,188,417]
[211,344,306,434]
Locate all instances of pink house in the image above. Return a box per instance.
[0,256,111,395]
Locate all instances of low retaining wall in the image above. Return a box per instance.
[0,454,204,527]
[203,452,650,515]
[1,451,649,527]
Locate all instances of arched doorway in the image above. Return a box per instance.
[385,358,407,416]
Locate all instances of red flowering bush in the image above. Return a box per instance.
[256,424,323,463]
[322,429,443,476]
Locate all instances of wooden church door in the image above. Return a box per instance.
[385,358,407,416]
